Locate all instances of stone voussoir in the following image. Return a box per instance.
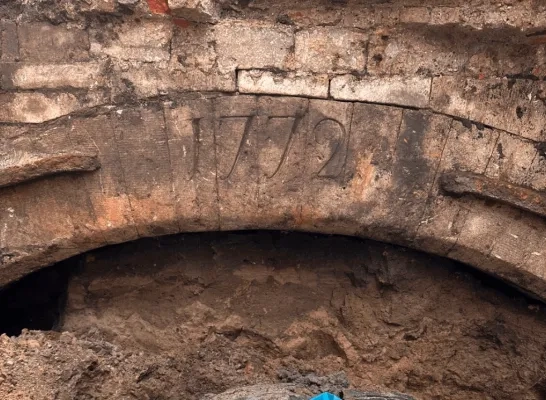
[330,74,432,108]
[238,70,329,98]
[431,75,546,141]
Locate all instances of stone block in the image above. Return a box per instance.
[168,0,220,23]
[366,30,466,76]
[0,179,85,273]
[1,21,19,61]
[295,27,368,73]
[91,20,172,62]
[0,93,81,123]
[400,7,431,24]
[375,6,401,26]
[215,21,294,71]
[447,202,520,270]
[170,23,218,72]
[2,63,105,89]
[119,65,235,97]
[115,19,172,48]
[18,23,89,62]
[341,8,376,29]
[430,7,461,25]
[330,75,431,108]
[348,102,402,210]
[278,7,343,27]
[238,70,328,98]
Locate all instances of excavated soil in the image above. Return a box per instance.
[2,231,546,399]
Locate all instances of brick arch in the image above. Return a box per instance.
[1,94,546,300]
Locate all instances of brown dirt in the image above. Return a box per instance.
[2,231,546,399]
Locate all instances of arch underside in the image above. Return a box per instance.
[1,93,546,300]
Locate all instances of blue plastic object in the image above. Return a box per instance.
[310,393,342,400]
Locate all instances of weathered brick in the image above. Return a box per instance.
[91,20,172,62]
[18,23,89,62]
[330,75,431,108]
[2,63,105,89]
[295,27,367,73]
[215,21,294,71]
[1,21,19,61]
[238,70,328,98]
